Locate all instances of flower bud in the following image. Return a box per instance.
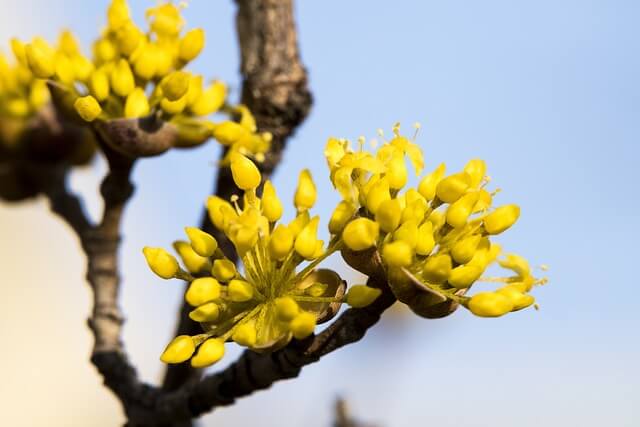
[107,0,131,29]
[212,121,249,146]
[497,286,535,311]
[188,302,220,322]
[418,163,446,200]
[212,259,237,282]
[186,75,203,105]
[173,241,210,273]
[6,98,29,117]
[448,265,483,289]
[260,180,283,222]
[185,277,221,307]
[375,198,402,233]
[185,227,218,257]
[436,172,471,203]
[179,28,205,62]
[451,234,482,264]
[206,196,232,230]
[115,23,143,57]
[365,177,390,214]
[422,253,452,284]
[93,38,117,63]
[289,312,316,339]
[269,225,294,261]
[29,80,50,110]
[463,159,487,188]
[10,38,27,65]
[230,153,261,190]
[483,204,520,235]
[393,220,418,249]
[275,297,299,322]
[468,238,501,269]
[124,87,150,118]
[191,338,225,368]
[143,246,178,279]
[386,154,408,190]
[415,222,436,256]
[401,198,428,224]
[342,218,379,251]
[446,191,480,228]
[111,59,135,97]
[228,279,254,302]
[160,335,195,364]
[74,96,102,122]
[71,54,93,82]
[25,43,54,78]
[468,292,513,317]
[191,81,226,116]
[54,54,75,84]
[382,241,413,267]
[294,169,317,211]
[230,225,259,255]
[162,71,191,101]
[288,211,310,237]
[295,216,320,259]
[89,68,110,102]
[346,285,382,308]
[232,323,257,347]
[328,201,356,234]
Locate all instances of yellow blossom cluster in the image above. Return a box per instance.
[8,0,269,156]
[325,124,546,318]
[143,153,381,367]
[0,41,51,146]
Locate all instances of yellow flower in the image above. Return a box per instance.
[321,124,544,320]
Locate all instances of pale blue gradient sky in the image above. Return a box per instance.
[1,1,638,426]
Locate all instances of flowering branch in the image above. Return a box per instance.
[162,0,312,393]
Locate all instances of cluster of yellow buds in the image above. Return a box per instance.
[0,45,50,146]
[325,123,546,318]
[143,154,381,367]
[11,0,269,157]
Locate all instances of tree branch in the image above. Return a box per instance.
[162,0,313,393]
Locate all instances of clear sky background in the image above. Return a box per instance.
[1,1,638,426]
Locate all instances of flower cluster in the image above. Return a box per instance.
[0,45,50,146]
[10,0,269,157]
[143,153,381,367]
[325,124,546,318]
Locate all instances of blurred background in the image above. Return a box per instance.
[1,0,639,426]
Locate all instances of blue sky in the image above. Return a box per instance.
[1,1,638,426]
